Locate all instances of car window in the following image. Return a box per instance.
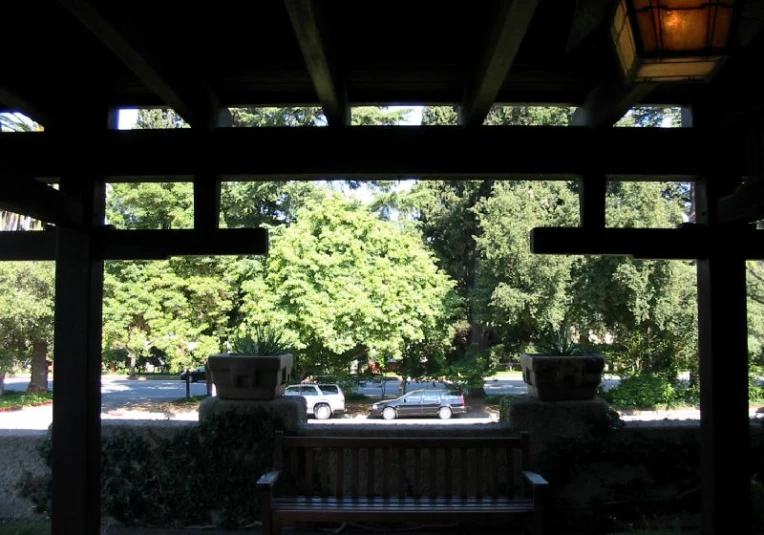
[422,391,440,401]
[300,385,318,396]
[403,392,423,403]
[318,385,339,395]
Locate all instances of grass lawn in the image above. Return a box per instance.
[0,391,53,411]
[0,520,49,535]
[485,370,523,380]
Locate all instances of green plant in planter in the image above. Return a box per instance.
[230,325,292,355]
[535,324,588,356]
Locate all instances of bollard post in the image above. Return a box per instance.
[185,370,191,399]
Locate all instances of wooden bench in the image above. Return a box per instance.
[257,431,549,534]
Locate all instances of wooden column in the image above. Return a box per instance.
[193,175,220,230]
[694,106,751,534]
[50,109,111,535]
[579,173,607,228]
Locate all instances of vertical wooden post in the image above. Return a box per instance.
[579,172,607,228]
[193,174,220,230]
[694,105,751,534]
[50,107,111,535]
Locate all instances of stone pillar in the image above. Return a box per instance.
[199,395,307,434]
[501,394,620,463]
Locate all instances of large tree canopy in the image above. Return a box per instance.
[241,195,458,375]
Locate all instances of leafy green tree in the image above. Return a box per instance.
[474,181,580,351]
[241,195,457,378]
[0,262,55,394]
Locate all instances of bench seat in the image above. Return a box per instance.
[258,432,548,534]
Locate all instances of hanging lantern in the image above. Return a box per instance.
[610,0,739,82]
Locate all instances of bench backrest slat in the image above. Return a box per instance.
[305,446,313,495]
[460,447,468,499]
[429,447,437,499]
[352,448,360,499]
[397,447,405,497]
[336,448,345,498]
[274,432,529,499]
[382,448,390,498]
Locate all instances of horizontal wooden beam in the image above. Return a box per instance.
[93,228,268,260]
[531,225,764,259]
[0,126,743,179]
[284,0,349,127]
[0,228,267,261]
[0,231,57,261]
[0,179,82,226]
[460,0,542,127]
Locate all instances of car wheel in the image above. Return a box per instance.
[382,407,396,420]
[314,404,332,420]
[438,406,452,420]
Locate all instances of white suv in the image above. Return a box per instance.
[284,383,346,419]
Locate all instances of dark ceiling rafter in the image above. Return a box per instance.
[56,0,224,129]
[571,82,656,128]
[284,0,349,126]
[564,0,616,55]
[0,178,82,227]
[0,84,53,129]
[459,0,542,127]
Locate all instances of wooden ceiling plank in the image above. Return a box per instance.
[0,85,53,129]
[284,0,349,126]
[459,0,542,127]
[57,0,221,128]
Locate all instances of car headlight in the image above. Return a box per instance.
[372,404,378,410]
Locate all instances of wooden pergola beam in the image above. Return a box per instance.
[571,82,656,129]
[56,0,222,128]
[0,228,268,262]
[284,0,349,127]
[0,126,741,178]
[459,0,542,127]
[0,231,57,261]
[530,225,764,259]
[93,228,268,260]
[0,179,82,226]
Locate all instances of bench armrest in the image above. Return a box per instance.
[522,470,548,489]
[522,471,548,535]
[257,470,282,490]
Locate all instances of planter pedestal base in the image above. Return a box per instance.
[199,396,306,433]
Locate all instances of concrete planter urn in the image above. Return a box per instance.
[520,353,605,402]
[207,353,293,400]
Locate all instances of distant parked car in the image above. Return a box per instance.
[368,389,467,420]
[180,366,206,382]
[284,383,346,420]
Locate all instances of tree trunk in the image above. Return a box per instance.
[27,340,50,393]
[468,386,487,398]
[0,371,5,396]
[128,351,137,379]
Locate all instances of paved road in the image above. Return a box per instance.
[4,376,209,411]
[0,375,623,430]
